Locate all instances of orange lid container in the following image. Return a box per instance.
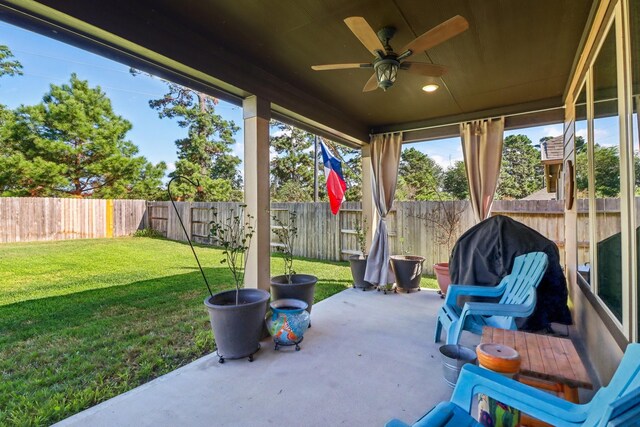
[476,343,521,374]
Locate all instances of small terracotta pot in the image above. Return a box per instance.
[433,262,451,296]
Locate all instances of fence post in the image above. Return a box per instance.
[142,201,149,230]
[106,199,114,238]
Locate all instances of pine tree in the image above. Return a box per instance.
[442,160,469,200]
[497,135,543,199]
[333,143,362,201]
[0,45,22,79]
[269,121,315,201]
[397,147,443,201]
[141,71,241,201]
[0,74,164,198]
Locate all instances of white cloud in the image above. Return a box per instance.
[166,162,176,172]
[270,128,291,138]
[573,126,619,146]
[576,128,587,139]
[594,127,619,146]
[430,154,463,169]
[542,125,563,137]
[232,141,244,158]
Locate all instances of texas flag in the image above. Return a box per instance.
[320,141,347,215]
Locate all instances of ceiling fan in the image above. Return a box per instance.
[311,15,469,92]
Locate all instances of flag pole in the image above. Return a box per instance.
[313,135,319,202]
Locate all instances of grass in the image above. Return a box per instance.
[0,237,437,426]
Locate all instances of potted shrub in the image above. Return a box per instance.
[349,217,373,290]
[204,205,270,363]
[270,210,317,317]
[168,176,269,363]
[390,230,425,293]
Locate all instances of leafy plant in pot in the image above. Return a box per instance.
[168,176,269,364]
[270,210,317,320]
[349,217,373,290]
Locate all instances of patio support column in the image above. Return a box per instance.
[243,96,270,290]
[361,144,376,249]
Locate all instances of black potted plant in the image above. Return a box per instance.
[205,205,270,363]
[270,210,317,317]
[168,176,269,364]
[349,217,373,290]
[390,229,425,293]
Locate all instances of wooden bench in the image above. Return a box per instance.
[482,326,593,427]
[481,326,592,401]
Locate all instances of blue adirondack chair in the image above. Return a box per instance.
[386,343,640,427]
[434,252,548,344]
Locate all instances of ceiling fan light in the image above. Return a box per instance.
[422,83,440,92]
[375,59,398,91]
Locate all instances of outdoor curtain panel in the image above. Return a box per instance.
[636,96,640,152]
[364,132,402,286]
[460,117,505,223]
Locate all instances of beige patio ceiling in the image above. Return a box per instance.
[0,0,594,145]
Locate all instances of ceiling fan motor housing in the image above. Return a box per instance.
[376,26,397,52]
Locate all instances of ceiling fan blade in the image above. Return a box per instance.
[344,17,386,56]
[311,63,372,71]
[400,62,447,77]
[399,15,469,57]
[362,73,379,92]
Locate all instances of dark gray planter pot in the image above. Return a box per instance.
[270,274,317,314]
[349,255,373,290]
[390,255,425,293]
[204,288,270,363]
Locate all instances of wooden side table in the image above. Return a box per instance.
[481,327,593,427]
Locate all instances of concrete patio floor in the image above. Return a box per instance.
[54,287,558,426]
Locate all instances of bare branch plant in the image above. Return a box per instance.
[272,210,298,284]
[209,205,255,304]
[354,216,368,258]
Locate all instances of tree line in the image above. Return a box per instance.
[1,44,555,202]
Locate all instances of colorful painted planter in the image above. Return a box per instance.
[476,343,522,427]
[266,298,311,351]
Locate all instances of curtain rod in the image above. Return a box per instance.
[372,104,565,137]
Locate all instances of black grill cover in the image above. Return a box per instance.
[449,215,572,331]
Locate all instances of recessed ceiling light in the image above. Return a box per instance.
[422,84,439,92]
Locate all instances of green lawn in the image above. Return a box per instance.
[0,237,436,426]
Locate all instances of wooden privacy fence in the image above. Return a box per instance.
[147,201,347,260]
[3,197,610,275]
[0,197,620,272]
[146,199,568,275]
[0,197,147,243]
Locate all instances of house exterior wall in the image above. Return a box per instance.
[564,0,635,384]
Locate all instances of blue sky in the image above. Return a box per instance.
[1,20,574,173]
[0,21,244,175]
